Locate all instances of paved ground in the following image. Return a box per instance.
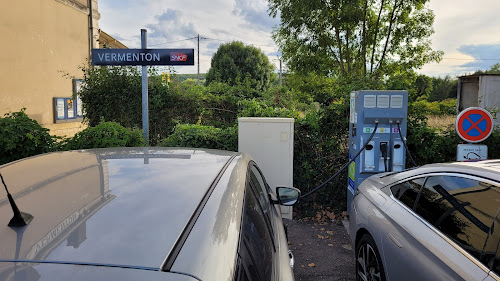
[283,219,356,281]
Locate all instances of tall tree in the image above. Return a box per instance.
[268,0,443,80]
[205,41,275,91]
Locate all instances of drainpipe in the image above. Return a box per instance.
[88,0,94,60]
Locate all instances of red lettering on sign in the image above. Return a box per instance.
[170,52,188,62]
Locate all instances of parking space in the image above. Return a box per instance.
[284,219,355,281]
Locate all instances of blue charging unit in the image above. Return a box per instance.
[347,91,408,214]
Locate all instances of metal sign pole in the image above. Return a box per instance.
[91,31,194,147]
[141,29,149,145]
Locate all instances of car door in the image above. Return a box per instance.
[380,176,463,280]
[484,208,500,280]
[415,175,499,280]
[234,163,277,281]
[381,174,495,280]
[248,163,295,281]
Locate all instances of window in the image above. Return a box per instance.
[53,97,83,123]
[239,183,274,281]
[234,257,251,281]
[414,176,500,265]
[390,177,426,210]
[249,165,274,236]
[53,79,84,123]
[486,211,500,276]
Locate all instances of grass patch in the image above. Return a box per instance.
[426,114,456,131]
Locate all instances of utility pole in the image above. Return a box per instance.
[197,34,200,84]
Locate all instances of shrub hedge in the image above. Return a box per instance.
[64,121,144,150]
[0,109,57,165]
[160,124,237,151]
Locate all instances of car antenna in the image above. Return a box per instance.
[0,172,33,227]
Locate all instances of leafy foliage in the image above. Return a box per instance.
[78,65,205,144]
[160,124,237,151]
[64,121,144,150]
[268,0,443,79]
[412,99,457,115]
[79,65,142,128]
[205,41,276,92]
[0,109,56,165]
[429,76,458,101]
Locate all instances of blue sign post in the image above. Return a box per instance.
[91,30,194,145]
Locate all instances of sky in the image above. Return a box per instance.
[98,0,500,78]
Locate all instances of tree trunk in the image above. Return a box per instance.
[335,28,347,76]
[370,0,385,74]
[375,0,402,79]
[346,26,352,73]
[361,0,369,76]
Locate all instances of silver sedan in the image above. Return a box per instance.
[0,148,299,281]
[349,160,500,281]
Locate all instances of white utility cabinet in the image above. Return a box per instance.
[238,117,294,219]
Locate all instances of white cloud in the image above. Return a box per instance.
[233,0,280,32]
[98,0,281,74]
[419,0,500,77]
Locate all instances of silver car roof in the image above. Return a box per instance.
[0,262,199,281]
[0,148,241,271]
[381,159,500,184]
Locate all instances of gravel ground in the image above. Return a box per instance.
[283,219,356,281]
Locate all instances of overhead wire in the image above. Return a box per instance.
[148,37,198,47]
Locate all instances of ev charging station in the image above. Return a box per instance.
[347,91,408,214]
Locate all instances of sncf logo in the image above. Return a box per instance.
[170,52,188,62]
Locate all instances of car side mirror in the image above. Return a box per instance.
[275,187,301,206]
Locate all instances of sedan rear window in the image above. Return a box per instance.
[415,176,500,266]
[390,177,426,210]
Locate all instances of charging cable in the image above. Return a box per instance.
[397,122,418,167]
[301,122,379,199]
[380,142,388,172]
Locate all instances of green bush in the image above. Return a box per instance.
[64,121,144,150]
[237,99,300,119]
[0,109,56,165]
[293,102,351,216]
[159,124,237,151]
[412,99,457,115]
[78,66,245,145]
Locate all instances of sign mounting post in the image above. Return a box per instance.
[91,30,194,145]
[141,29,149,145]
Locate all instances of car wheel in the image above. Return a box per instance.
[356,234,386,281]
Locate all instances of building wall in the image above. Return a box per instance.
[0,0,99,137]
[479,76,500,127]
[459,75,500,127]
[460,82,479,109]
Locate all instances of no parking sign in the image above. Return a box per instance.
[456,107,493,143]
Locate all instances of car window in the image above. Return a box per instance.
[249,165,272,207]
[249,165,275,239]
[487,210,500,276]
[390,177,426,210]
[239,184,274,281]
[414,175,500,265]
[234,257,252,281]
